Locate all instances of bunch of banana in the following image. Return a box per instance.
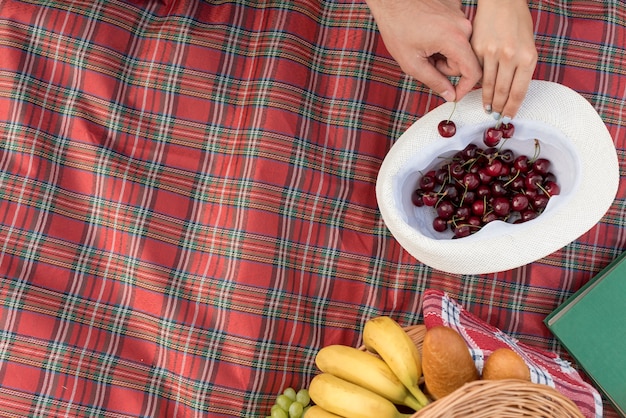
[307,316,429,418]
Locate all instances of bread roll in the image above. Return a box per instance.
[421,326,478,400]
[482,347,531,381]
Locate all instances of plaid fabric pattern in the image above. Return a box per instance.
[0,0,624,417]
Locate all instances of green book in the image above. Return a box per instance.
[545,250,626,418]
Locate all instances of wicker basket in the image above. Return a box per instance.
[366,325,585,418]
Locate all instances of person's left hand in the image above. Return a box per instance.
[471,0,538,120]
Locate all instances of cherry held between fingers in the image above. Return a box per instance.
[501,123,515,139]
[484,127,503,147]
[438,102,458,138]
[438,120,457,138]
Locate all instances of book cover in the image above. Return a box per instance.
[545,250,626,417]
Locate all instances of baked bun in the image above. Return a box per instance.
[482,347,531,381]
[421,326,478,400]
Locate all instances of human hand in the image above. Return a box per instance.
[471,0,537,119]
[366,0,482,103]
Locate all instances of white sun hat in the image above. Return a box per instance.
[376,80,619,275]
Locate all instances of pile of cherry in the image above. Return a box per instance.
[412,119,561,238]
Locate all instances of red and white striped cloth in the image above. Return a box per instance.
[423,289,603,418]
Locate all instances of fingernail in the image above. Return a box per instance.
[501,116,512,125]
[441,90,455,102]
[484,104,492,114]
[492,112,501,120]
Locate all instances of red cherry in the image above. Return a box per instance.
[449,162,465,179]
[438,120,457,137]
[490,180,508,197]
[482,212,499,224]
[472,199,486,216]
[436,200,455,219]
[524,171,543,190]
[476,185,491,198]
[484,127,503,147]
[513,155,530,173]
[520,209,539,222]
[412,190,425,207]
[501,123,515,138]
[441,183,459,201]
[532,194,550,210]
[460,143,479,159]
[492,197,511,217]
[422,192,438,206]
[509,176,525,190]
[511,193,529,212]
[455,206,471,220]
[419,172,436,191]
[468,216,482,227]
[484,159,503,177]
[462,172,480,190]
[435,168,448,185]
[453,224,471,238]
[544,172,557,183]
[499,149,515,163]
[477,168,493,184]
[461,190,476,205]
[543,181,561,196]
[433,217,448,232]
[533,158,551,175]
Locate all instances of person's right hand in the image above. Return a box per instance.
[365,0,482,103]
[471,0,537,120]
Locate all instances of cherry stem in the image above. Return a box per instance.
[453,220,481,230]
[435,193,447,208]
[529,138,542,163]
[458,184,468,207]
[446,102,457,122]
[537,182,552,198]
[503,169,521,188]
[458,157,477,171]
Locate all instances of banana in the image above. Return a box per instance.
[303,405,343,418]
[315,344,423,411]
[362,316,429,406]
[308,373,412,418]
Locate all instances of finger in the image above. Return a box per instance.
[480,57,499,114]
[501,66,534,118]
[490,64,516,116]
